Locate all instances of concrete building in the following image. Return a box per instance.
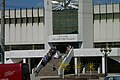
[0,0,120,75]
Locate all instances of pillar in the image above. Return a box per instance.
[23,59,26,63]
[28,58,31,73]
[44,0,53,52]
[82,67,86,74]
[78,0,93,48]
[102,57,105,74]
[98,67,100,74]
[75,57,78,75]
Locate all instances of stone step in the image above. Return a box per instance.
[38,57,62,76]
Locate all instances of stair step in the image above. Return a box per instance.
[38,57,62,76]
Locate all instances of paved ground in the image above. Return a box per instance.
[30,74,105,80]
[30,74,40,80]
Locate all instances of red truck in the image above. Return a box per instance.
[0,63,30,80]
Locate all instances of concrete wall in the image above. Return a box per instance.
[44,0,53,51]
[0,8,44,18]
[0,8,45,45]
[5,50,45,58]
[94,4,120,42]
[78,0,93,48]
[5,23,44,45]
[74,48,120,57]
[94,4,119,14]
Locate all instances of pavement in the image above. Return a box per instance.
[30,74,105,80]
[30,74,40,80]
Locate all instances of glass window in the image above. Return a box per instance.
[101,14,106,19]
[16,18,21,24]
[94,14,100,20]
[33,17,38,23]
[107,13,113,19]
[5,44,44,50]
[40,17,44,22]
[5,18,9,24]
[22,17,26,23]
[53,9,78,34]
[28,17,32,23]
[10,18,15,24]
[114,13,119,19]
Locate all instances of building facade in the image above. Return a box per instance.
[0,0,120,74]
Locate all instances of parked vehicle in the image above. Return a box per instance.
[104,75,120,80]
[0,63,30,80]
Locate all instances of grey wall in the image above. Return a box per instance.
[78,0,93,48]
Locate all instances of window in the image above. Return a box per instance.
[94,42,120,48]
[53,9,78,34]
[94,14,100,20]
[5,44,44,51]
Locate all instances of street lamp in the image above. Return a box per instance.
[100,47,112,77]
[0,0,5,64]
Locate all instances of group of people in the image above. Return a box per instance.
[66,45,72,54]
[41,46,58,66]
[41,45,72,67]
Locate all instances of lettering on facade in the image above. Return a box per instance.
[52,35,76,41]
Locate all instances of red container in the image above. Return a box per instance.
[0,63,30,80]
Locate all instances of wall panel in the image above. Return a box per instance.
[106,19,113,41]
[94,20,100,41]
[100,5,106,13]
[10,24,15,42]
[113,19,120,41]
[15,24,21,42]
[5,24,10,44]
[10,10,15,18]
[22,10,26,17]
[5,10,9,18]
[39,9,44,16]
[38,23,44,43]
[21,24,27,42]
[114,4,119,13]
[16,10,20,18]
[27,10,32,17]
[32,23,39,42]
[107,4,112,13]
[100,20,107,41]
[33,9,38,17]
[26,23,33,42]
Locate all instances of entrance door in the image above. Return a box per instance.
[52,42,81,53]
[53,43,67,53]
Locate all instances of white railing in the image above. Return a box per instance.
[58,47,74,76]
[34,51,48,75]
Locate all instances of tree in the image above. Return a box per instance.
[87,62,95,75]
[77,62,83,76]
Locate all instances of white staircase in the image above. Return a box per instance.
[58,47,74,76]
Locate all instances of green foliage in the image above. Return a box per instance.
[77,62,83,70]
[86,62,95,71]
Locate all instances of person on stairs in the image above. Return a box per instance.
[52,64,56,71]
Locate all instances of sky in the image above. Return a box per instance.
[0,0,44,10]
[94,0,120,4]
[0,0,120,10]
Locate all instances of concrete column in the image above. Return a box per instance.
[98,67,100,74]
[23,59,26,63]
[28,58,31,73]
[102,57,105,74]
[78,0,93,48]
[82,67,86,74]
[75,57,78,75]
[44,0,52,52]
